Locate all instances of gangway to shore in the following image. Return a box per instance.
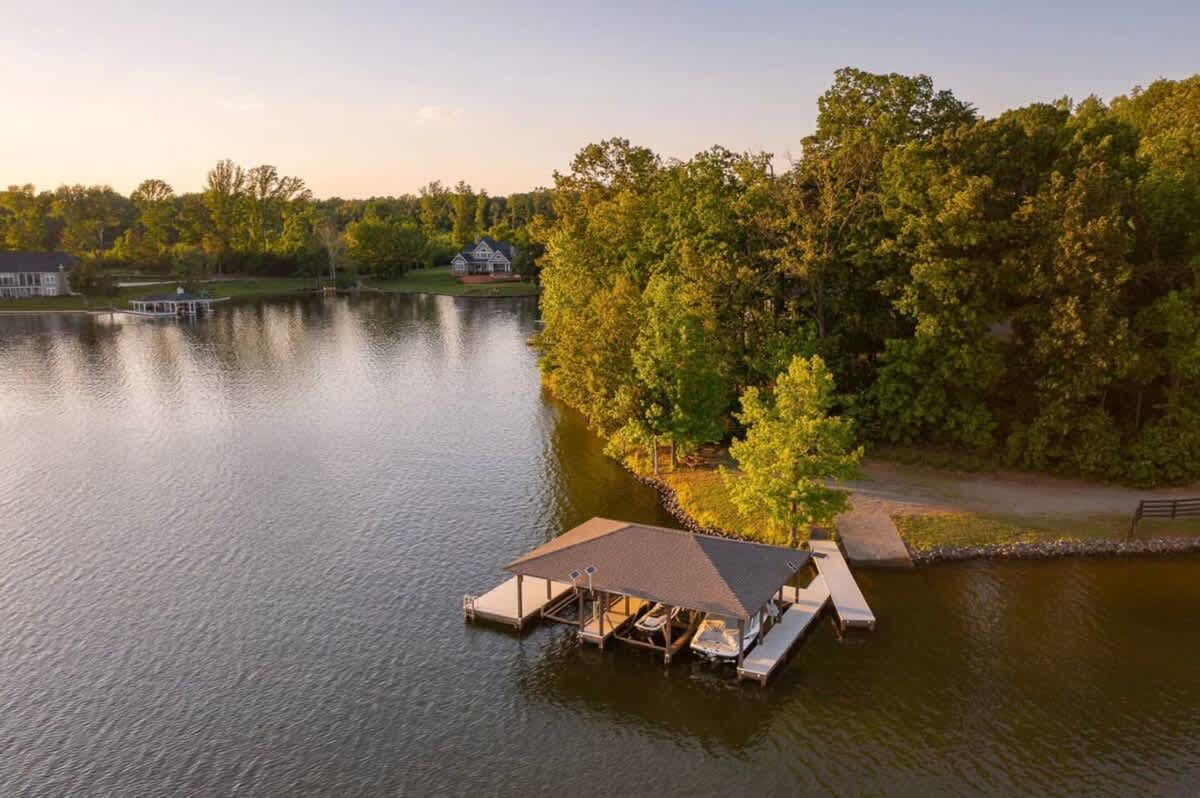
[809,540,875,630]
[463,575,573,631]
[738,575,830,686]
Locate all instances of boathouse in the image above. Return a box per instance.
[465,518,833,677]
[129,286,216,316]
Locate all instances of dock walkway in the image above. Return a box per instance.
[579,594,649,648]
[464,576,573,631]
[809,540,876,630]
[738,576,830,686]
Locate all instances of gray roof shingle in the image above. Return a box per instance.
[0,251,77,273]
[505,518,809,619]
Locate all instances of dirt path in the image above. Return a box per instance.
[842,459,1200,518]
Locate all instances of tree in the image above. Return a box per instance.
[725,356,862,546]
[242,164,308,252]
[632,273,729,470]
[171,247,212,292]
[202,159,245,272]
[344,213,426,277]
[315,216,343,284]
[0,184,52,250]
[450,181,476,244]
[67,259,117,306]
[52,185,129,254]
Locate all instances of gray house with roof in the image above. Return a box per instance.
[0,251,77,298]
[450,236,515,275]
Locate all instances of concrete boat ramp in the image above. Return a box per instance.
[464,518,875,686]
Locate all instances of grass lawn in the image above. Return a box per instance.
[624,452,802,546]
[368,267,538,297]
[894,512,1200,551]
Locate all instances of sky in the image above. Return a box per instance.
[1,1,1197,198]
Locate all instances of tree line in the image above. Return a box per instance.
[0,166,552,281]
[534,68,1200,487]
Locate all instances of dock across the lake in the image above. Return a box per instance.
[810,540,876,630]
[463,575,573,631]
[738,575,830,686]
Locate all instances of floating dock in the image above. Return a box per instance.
[463,575,573,631]
[738,575,831,686]
[810,540,876,630]
[579,594,649,648]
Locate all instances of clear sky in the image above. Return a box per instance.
[1,1,1196,198]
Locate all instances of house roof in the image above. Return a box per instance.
[460,237,514,259]
[0,251,77,273]
[135,289,211,302]
[505,517,809,619]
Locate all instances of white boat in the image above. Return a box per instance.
[634,602,681,635]
[689,613,761,660]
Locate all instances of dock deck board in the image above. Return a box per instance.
[809,540,875,630]
[579,595,650,647]
[465,576,574,630]
[737,576,830,685]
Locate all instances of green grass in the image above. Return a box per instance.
[894,512,1200,551]
[651,464,813,546]
[368,267,538,297]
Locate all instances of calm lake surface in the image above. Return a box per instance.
[1,295,1198,797]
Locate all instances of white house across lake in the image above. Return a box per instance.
[450,237,515,275]
[0,251,76,298]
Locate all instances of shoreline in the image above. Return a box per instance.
[629,465,1200,565]
[0,286,538,316]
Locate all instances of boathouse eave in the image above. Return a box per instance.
[502,517,811,620]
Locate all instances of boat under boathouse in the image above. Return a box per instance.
[464,518,832,677]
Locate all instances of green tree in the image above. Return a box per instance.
[450,181,476,244]
[67,258,118,306]
[171,247,212,292]
[0,184,52,250]
[202,159,245,272]
[725,355,862,547]
[344,213,426,277]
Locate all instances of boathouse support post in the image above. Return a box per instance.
[598,591,605,648]
[515,573,524,630]
[737,618,745,670]
[577,588,584,639]
[663,605,673,664]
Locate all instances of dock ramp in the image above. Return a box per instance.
[809,540,875,631]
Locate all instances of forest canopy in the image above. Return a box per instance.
[534,69,1200,487]
[0,167,552,278]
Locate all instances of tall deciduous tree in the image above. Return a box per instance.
[203,159,245,272]
[725,355,862,547]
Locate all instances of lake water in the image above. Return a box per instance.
[1,296,1198,797]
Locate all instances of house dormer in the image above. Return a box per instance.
[473,241,493,259]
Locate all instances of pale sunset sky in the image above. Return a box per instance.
[1,1,1196,198]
